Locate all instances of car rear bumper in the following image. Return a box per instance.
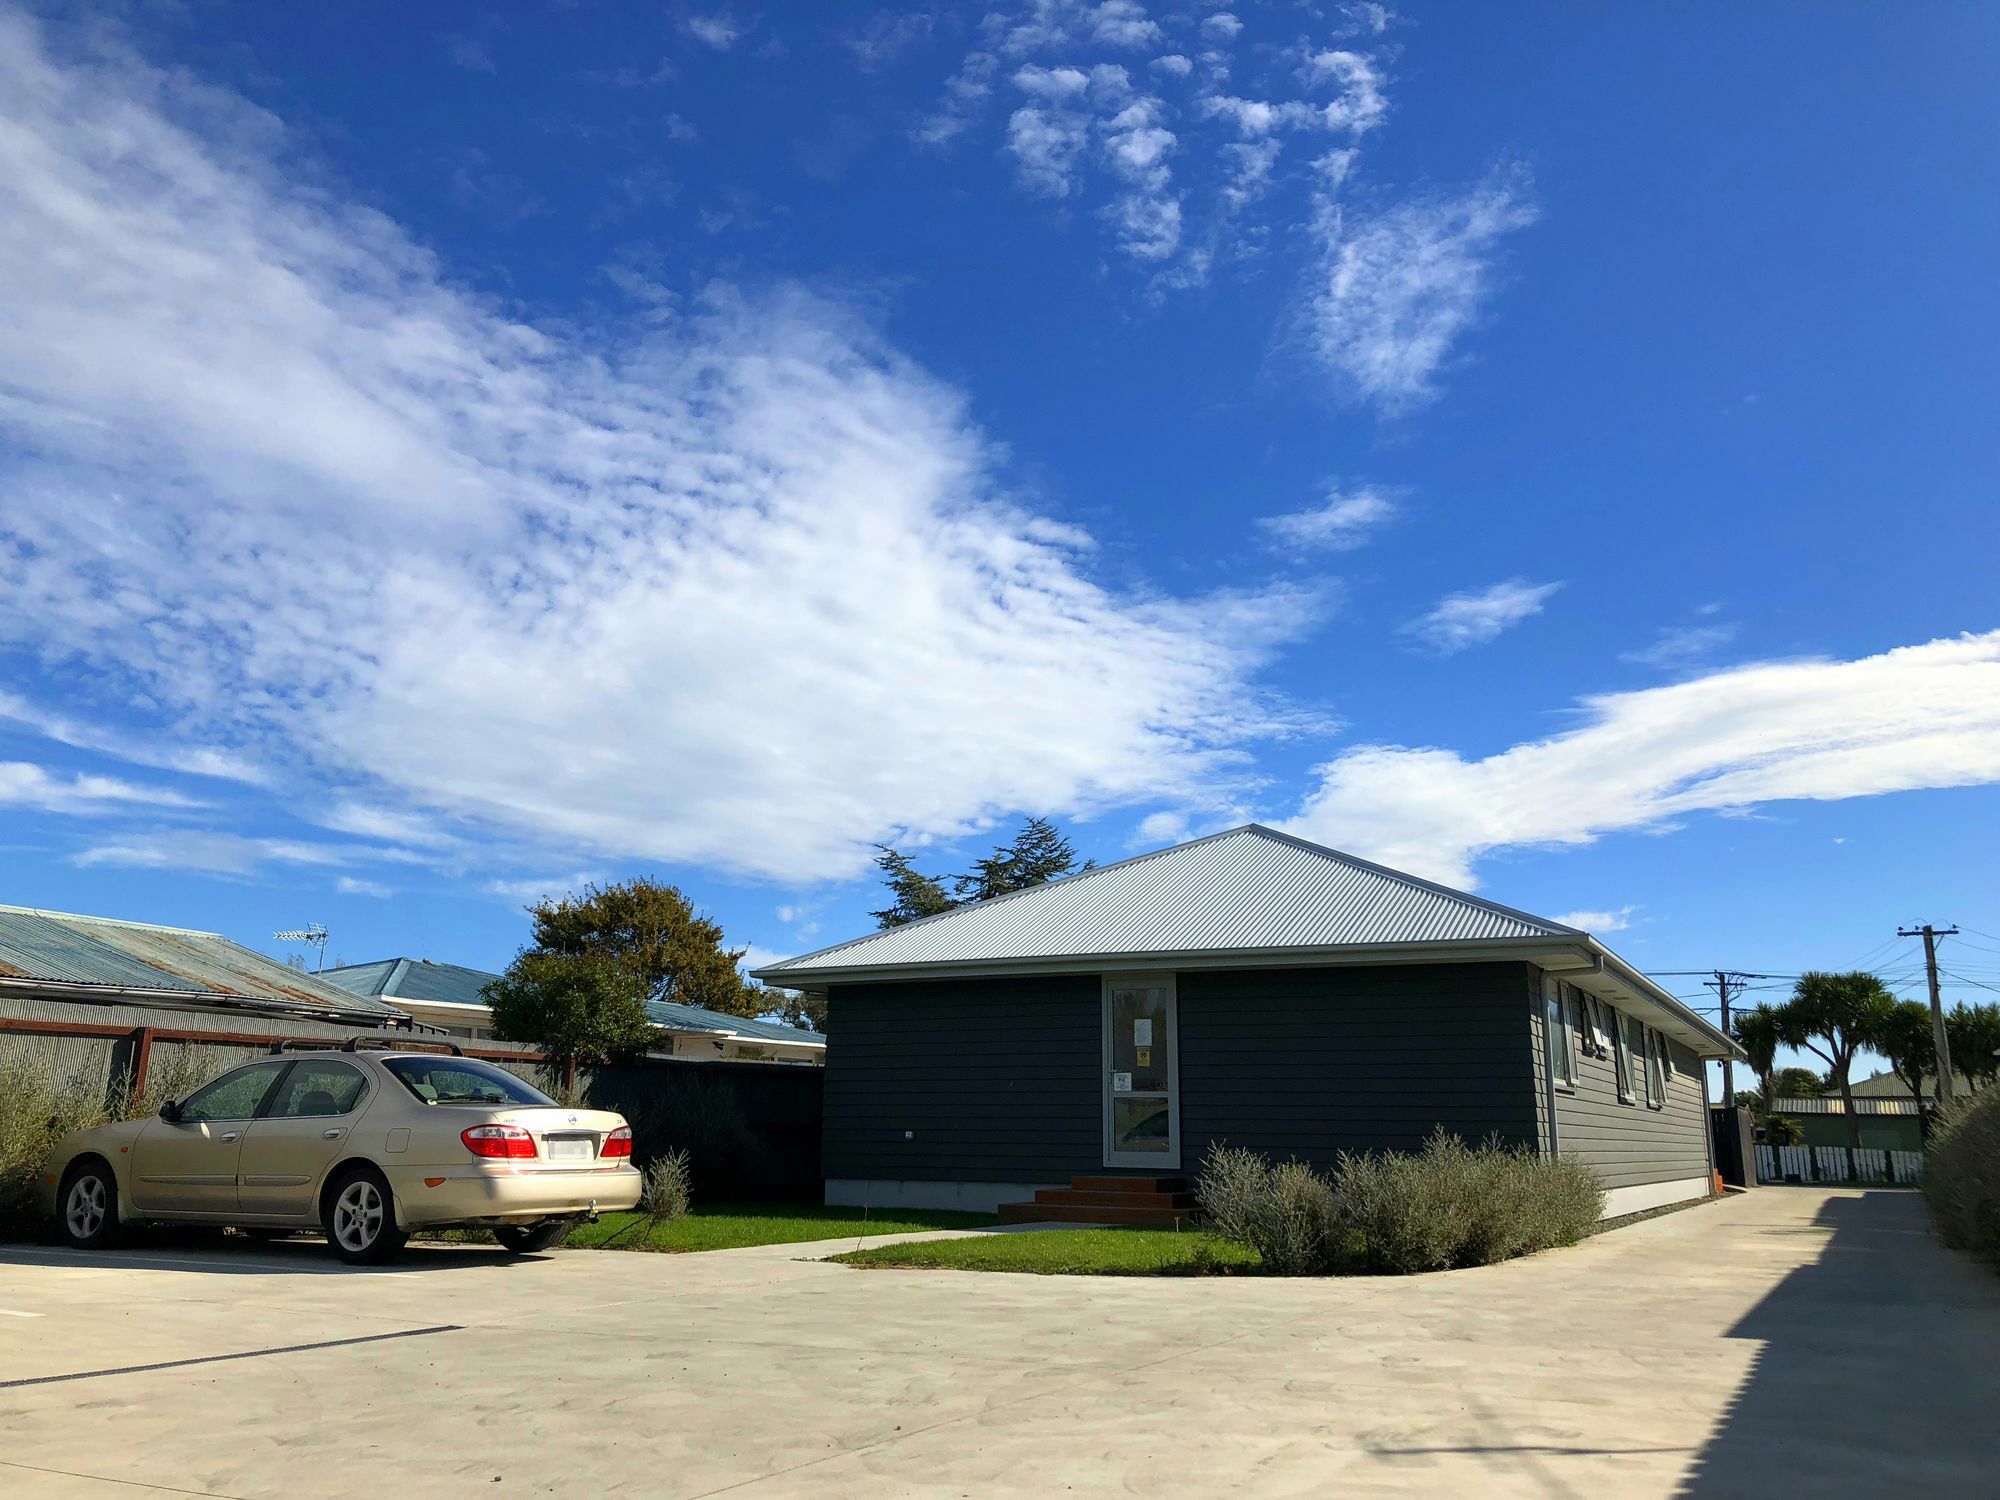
[390,1163,643,1227]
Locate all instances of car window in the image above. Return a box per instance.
[179,1061,287,1123]
[381,1057,555,1107]
[268,1060,369,1119]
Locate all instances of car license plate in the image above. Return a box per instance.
[544,1135,594,1160]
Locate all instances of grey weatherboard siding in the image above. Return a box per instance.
[822,964,1547,1185]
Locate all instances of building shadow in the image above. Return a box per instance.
[1676,1191,2000,1498]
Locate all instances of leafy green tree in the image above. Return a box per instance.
[1775,971,1896,1177]
[1730,1005,1784,1112]
[483,951,656,1076]
[525,878,755,1017]
[1945,1002,2000,1092]
[753,984,829,1036]
[1869,1000,1939,1105]
[869,847,956,929]
[1770,1066,1826,1099]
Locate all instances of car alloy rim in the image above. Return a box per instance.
[333,1180,384,1252]
[65,1175,106,1239]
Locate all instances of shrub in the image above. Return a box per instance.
[1335,1130,1603,1274]
[1194,1144,1341,1275]
[1924,1088,2000,1268]
[641,1148,692,1222]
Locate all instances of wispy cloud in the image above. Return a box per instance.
[336,875,394,899]
[0,762,202,816]
[1307,166,1537,411]
[71,831,367,875]
[1403,579,1561,654]
[484,873,602,906]
[0,690,267,785]
[1258,485,1398,552]
[1548,906,1636,935]
[1621,623,1739,670]
[0,12,1315,885]
[1290,631,2000,888]
[683,11,745,51]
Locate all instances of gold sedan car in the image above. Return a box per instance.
[42,1042,642,1263]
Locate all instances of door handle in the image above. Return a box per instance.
[220,1131,240,1142]
[321,1128,344,1140]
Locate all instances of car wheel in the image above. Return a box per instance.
[493,1220,572,1255]
[58,1159,120,1250]
[322,1166,408,1266]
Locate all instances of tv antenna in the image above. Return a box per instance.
[274,923,330,972]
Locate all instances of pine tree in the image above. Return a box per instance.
[870,847,956,928]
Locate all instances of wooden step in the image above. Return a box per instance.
[1067,1175,1189,1193]
[998,1201,1194,1226]
[1034,1188,1196,1209]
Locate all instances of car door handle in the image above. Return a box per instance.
[321,1128,344,1140]
[219,1131,240,1142]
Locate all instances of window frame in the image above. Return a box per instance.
[1645,1027,1670,1109]
[1543,976,1577,1092]
[1610,1007,1637,1104]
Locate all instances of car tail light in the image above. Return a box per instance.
[601,1125,633,1159]
[461,1124,537,1160]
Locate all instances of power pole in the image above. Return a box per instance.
[1710,970,1740,1108]
[1898,924,1958,1108]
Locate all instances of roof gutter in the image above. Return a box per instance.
[0,976,406,1030]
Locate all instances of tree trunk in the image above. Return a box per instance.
[1838,1068,1862,1182]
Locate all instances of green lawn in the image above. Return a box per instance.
[828,1226,1260,1276]
[425,1202,1000,1253]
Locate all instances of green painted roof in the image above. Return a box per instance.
[0,905,404,1018]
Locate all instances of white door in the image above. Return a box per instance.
[1102,974,1179,1169]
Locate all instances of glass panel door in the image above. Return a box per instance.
[1103,975,1178,1168]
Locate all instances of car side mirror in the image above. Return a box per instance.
[158,1100,181,1123]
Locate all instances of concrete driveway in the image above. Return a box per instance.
[1,1188,1996,1499]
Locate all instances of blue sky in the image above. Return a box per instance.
[2,2,1998,1080]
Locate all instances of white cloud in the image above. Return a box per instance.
[915,52,998,146]
[1099,95,1180,259]
[1548,907,1635,935]
[0,13,1310,885]
[484,873,603,905]
[683,12,744,51]
[1404,579,1561,654]
[72,831,363,874]
[0,761,202,815]
[1007,103,1092,196]
[1621,623,1739,670]
[1307,166,1537,410]
[0,689,266,784]
[1091,1,1161,49]
[1201,13,1243,42]
[1258,485,1398,552]
[1149,54,1192,79]
[314,801,455,848]
[1289,632,2000,889]
[336,875,394,899]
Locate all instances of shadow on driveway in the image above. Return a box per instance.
[0,1231,526,1276]
[1676,1191,2000,1498]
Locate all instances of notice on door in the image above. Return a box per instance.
[1133,1018,1153,1046]
[1111,1071,1133,1094]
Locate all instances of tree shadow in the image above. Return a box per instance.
[1677,1191,2000,1497]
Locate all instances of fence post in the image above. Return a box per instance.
[131,1026,155,1098]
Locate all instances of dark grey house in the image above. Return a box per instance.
[753,826,1739,1219]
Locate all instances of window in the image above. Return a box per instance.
[1646,1028,1670,1107]
[269,1060,368,1119]
[178,1061,287,1123]
[1579,995,1611,1059]
[382,1057,555,1107]
[1609,1009,1636,1103]
[1543,977,1576,1089]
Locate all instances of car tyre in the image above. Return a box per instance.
[493,1220,572,1255]
[57,1158,120,1250]
[322,1165,408,1266]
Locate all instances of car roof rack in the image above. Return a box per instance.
[268,1037,465,1058]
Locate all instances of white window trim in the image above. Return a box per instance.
[1543,976,1577,1092]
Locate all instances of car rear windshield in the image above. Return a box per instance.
[382,1057,556,1108]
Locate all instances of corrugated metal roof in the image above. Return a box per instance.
[757,824,1576,979]
[321,957,497,1008]
[0,905,403,1016]
[1772,1096,1921,1117]
[323,955,823,1046]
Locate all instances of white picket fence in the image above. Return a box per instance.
[1754,1144,1923,1186]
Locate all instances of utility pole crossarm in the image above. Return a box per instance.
[1897,924,1959,1109]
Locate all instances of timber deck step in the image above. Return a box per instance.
[997,1174,1198,1227]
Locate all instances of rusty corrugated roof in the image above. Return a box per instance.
[0,905,404,1017]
